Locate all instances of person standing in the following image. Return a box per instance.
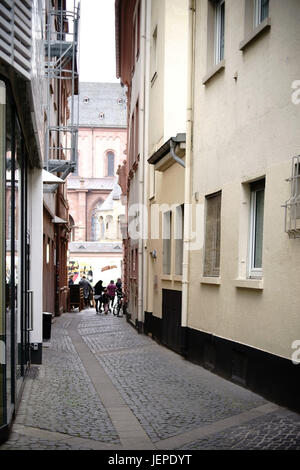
[116,278,122,290]
[79,276,92,308]
[94,279,105,313]
[107,280,117,309]
[102,288,110,315]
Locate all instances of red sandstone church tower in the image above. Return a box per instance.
[67,82,127,286]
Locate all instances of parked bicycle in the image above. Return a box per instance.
[113,289,124,317]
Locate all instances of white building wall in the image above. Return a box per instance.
[29,169,43,345]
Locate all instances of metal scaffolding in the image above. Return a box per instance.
[44,0,80,178]
[283,155,300,238]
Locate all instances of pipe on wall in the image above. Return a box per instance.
[181,0,195,331]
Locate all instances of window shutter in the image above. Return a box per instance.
[204,192,221,277]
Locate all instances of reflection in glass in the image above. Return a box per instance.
[5,83,12,416]
[15,120,22,390]
[0,80,6,427]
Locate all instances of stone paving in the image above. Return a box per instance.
[1,308,300,450]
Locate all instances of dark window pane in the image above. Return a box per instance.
[261,0,269,22]
[220,2,225,61]
[254,188,265,268]
[107,152,114,177]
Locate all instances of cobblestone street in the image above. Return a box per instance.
[1,309,300,451]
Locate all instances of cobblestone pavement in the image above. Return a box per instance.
[1,309,299,450]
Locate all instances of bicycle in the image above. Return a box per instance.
[113,292,124,317]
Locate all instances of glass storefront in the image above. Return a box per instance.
[0,80,6,430]
[0,77,30,438]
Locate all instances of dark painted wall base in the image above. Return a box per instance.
[0,424,9,445]
[143,311,300,413]
[30,343,42,365]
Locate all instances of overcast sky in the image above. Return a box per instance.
[79,0,119,83]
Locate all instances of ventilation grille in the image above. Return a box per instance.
[0,0,32,79]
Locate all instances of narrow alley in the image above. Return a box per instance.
[1,0,300,456]
[1,308,299,451]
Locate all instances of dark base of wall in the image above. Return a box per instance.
[136,320,143,334]
[126,312,144,334]
[0,424,9,445]
[30,343,42,365]
[144,312,300,413]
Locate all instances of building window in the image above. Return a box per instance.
[254,0,269,26]
[249,180,265,279]
[129,113,134,168]
[151,26,158,83]
[136,2,141,59]
[175,205,184,275]
[163,211,172,275]
[215,0,225,64]
[204,191,221,277]
[135,99,139,161]
[107,151,115,177]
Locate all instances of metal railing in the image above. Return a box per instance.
[283,155,300,238]
[44,0,80,175]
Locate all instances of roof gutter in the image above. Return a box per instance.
[170,138,185,168]
[148,133,186,167]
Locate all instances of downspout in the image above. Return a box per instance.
[137,0,146,332]
[143,0,151,325]
[181,0,195,355]
[170,138,185,168]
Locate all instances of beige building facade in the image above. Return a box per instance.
[184,0,300,410]
[117,0,300,411]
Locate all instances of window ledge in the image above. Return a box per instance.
[161,275,172,281]
[202,60,225,85]
[234,279,264,290]
[173,275,182,282]
[200,277,221,285]
[239,17,271,51]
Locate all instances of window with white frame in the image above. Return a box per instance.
[215,0,225,64]
[249,179,265,279]
[163,210,172,275]
[254,0,269,27]
[204,192,221,277]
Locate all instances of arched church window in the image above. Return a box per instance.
[107,151,115,177]
[91,200,104,241]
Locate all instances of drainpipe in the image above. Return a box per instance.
[143,0,151,324]
[137,0,147,332]
[170,138,185,168]
[181,0,195,355]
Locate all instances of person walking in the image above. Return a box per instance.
[79,276,92,308]
[94,279,105,313]
[116,278,122,290]
[101,288,110,315]
[107,280,117,309]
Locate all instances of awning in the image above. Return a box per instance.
[52,216,68,224]
[42,169,65,184]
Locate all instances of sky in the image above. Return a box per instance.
[79,0,119,83]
